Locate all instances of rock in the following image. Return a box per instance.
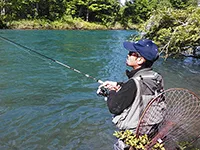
[181,46,200,58]
[193,46,200,58]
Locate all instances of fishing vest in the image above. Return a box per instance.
[112,68,164,131]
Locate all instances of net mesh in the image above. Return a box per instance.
[136,88,200,149]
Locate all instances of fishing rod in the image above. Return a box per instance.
[0,35,103,84]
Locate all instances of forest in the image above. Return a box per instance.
[0,0,198,29]
[0,0,200,57]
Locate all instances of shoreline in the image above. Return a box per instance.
[0,19,138,30]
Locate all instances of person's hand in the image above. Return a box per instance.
[97,81,121,97]
[101,81,121,91]
[96,85,109,97]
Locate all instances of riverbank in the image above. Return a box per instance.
[2,18,199,59]
[1,19,138,30]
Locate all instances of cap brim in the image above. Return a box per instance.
[123,42,137,52]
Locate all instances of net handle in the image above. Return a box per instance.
[145,121,174,149]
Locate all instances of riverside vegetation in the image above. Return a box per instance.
[0,0,199,58]
[113,130,200,150]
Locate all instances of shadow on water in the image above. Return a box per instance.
[0,30,199,149]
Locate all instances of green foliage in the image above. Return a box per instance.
[0,0,66,21]
[63,0,120,26]
[120,0,198,28]
[7,18,107,30]
[122,0,158,25]
[177,141,200,150]
[113,130,200,150]
[8,19,51,29]
[155,0,172,9]
[136,6,200,58]
[169,0,197,9]
[1,0,200,59]
[113,130,165,150]
[0,0,121,28]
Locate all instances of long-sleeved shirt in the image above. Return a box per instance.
[107,68,146,115]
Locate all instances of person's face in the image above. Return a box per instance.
[126,52,146,69]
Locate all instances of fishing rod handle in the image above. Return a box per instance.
[98,80,104,84]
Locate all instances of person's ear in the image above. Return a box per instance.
[137,57,146,65]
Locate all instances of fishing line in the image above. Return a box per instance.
[0,35,103,84]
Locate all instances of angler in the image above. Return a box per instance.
[97,39,166,150]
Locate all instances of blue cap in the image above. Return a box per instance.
[123,39,159,62]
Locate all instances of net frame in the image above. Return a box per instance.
[135,88,200,149]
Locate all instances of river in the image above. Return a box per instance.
[0,30,200,150]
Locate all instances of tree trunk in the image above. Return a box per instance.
[35,2,39,17]
[78,7,83,17]
[86,9,89,22]
[1,0,5,15]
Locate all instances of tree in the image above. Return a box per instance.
[122,0,158,25]
[0,0,67,21]
[64,0,120,26]
[89,0,120,25]
[37,0,66,20]
[137,7,200,58]
[169,0,197,9]
[1,0,39,20]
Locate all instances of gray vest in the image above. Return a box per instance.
[112,68,164,131]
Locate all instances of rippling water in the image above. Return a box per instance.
[0,30,200,150]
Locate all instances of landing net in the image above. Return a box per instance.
[136,88,200,149]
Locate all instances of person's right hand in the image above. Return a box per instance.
[101,81,121,91]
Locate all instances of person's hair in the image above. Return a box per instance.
[142,60,154,68]
[142,55,159,68]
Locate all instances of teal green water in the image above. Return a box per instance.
[0,30,200,150]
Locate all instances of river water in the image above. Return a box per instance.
[0,30,200,150]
